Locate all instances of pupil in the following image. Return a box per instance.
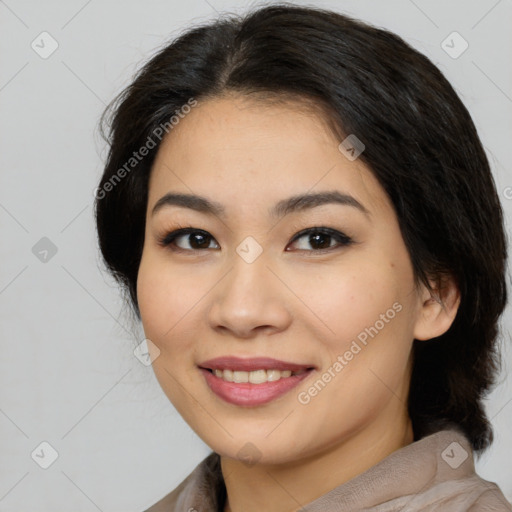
[191,233,209,249]
[311,233,330,249]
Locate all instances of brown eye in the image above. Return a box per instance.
[158,226,353,254]
[158,228,220,251]
[287,227,353,252]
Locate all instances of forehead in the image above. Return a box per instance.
[147,95,390,218]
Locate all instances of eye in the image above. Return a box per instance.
[158,226,353,254]
[287,227,354,253]
[158,227,220,251]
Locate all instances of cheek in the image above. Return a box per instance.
[136,254,200,351]
[136,256,205,404]
[296,265,412,411]
[299,261,402,345]
[299,262,415,399]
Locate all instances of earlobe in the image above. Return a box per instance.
[413,275,461,341]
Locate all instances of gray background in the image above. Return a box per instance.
[1,0,511,510]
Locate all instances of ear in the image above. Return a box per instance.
[413,274,461,341]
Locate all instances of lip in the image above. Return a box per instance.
[198,356,315,372]
[199,367,314,406]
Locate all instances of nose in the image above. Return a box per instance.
[207,250,292,338]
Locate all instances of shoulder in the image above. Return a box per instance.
[424,429,512,511]
[465,481,512,511]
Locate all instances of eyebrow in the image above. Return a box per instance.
[151,190,370,219]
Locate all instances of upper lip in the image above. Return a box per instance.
[198,356,315,372]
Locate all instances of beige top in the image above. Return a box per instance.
[143,428,511,511]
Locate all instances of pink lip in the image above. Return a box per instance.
[198,356,314,372]
[199,367,314,406]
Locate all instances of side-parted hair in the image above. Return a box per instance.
[95,3,508,453]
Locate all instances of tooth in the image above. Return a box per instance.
[266,369,282,382]
[210,368,302,383]
[223,369,234,382]
[248,369,268,384]
[233,371,249,383]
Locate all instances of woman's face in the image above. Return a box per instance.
[137,95,428,464]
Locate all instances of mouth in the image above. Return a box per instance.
[198,355,315,383]
[200,367,312,383]
[197,356,316,406]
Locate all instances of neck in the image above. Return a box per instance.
[221,411,414,512]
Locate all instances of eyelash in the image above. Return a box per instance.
[157,224,354,255]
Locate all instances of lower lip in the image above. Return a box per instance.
[199,368,314,406]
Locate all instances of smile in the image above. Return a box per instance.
[207,368,309,383]
[199,366,315,406]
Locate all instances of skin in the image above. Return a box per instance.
[136,94,460,512]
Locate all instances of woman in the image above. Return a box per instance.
[95,4,511,511]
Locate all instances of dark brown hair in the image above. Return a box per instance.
[95,3,508,453]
